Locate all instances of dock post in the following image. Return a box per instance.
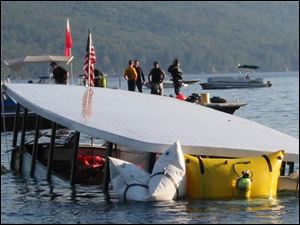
[148,152,156,173]
[103,142,113,193]
[280,161,286,176]
[12,103,20,147]
[10,103,20,170]
[70,131,80,185]
[47,122,57,181]
[287,162,295,175]
[18,107,28,173]
[30,115,41,177]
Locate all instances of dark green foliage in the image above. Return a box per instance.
[1,1,299,79]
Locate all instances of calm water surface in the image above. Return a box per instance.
[1,72,299,224]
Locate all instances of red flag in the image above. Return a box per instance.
[65,18,73,56]
[83,30,96,87]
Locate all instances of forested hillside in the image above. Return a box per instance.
[1,1,299,78]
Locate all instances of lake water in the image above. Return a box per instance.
[1,72,299,224]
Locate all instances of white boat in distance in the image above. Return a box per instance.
[3,83,298,162]
[200,76,272,89]
[144,79,199,89]
[200,64,272,89]
[144,80,188,89]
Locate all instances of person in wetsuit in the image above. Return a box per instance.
[134,60,145,93]
[168,59,183,95]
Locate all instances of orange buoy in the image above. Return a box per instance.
[176,93,186,100]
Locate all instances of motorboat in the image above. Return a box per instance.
[169,78,200,85]
[144,80,188,89]
[184,93,247,114]
[1,55,73,132]
[144,79,199,89]
[200,76,272,89]
[200,64,272,89]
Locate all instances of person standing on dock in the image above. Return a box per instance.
[50,61,69,85]
[124,60,138,91]
[148,61,165,96]
[168,58,183,95]
[134,60,145,93]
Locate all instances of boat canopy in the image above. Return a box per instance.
[3,83,299,162]
[3,55,74,72]
[238,64,260,70]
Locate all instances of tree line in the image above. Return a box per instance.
[1,1,299,79]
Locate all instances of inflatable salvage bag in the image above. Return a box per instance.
[149,140,186,201]
[184,150,284,199]
[109,140,186,202]
[109,157,151,202]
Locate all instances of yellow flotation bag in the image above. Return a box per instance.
[184,150,284,199]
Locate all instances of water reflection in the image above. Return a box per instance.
[184,197,297,224]
[81,87,94,121]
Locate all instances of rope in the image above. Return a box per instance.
[150,171,179,200]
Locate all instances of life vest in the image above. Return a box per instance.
[78,154,105,169]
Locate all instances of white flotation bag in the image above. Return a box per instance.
[109,157,151,202]
[109,140,186,202]
[148,140,186,201]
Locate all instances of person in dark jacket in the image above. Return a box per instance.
[134,60,145,93]
[148,61,165,95]
[50,61,69,85]
[168,59,183,95]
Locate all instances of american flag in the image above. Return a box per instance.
[83,29,96,87]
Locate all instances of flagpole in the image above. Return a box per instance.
[70,49,74,85]
[88,29,91,87]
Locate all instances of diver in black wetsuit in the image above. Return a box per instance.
[168,59,183,95]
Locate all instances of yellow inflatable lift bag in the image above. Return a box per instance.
[184,150,284,199]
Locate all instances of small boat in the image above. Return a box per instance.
[1,55,73,132]
[169,78,200,85]
[200,64,272,89]
[145,79,199,89]
[184,93,247,114]
[181,79,200,85]
[144,81,188,89]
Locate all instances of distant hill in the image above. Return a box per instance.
[1,1,299,79]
